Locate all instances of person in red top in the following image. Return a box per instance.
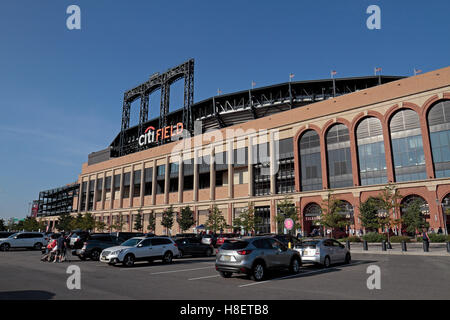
[41,237,57,262]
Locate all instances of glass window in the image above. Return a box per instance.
[428,100,450,178]
[133,170,141,197]
[123,172,131,199]
[326,124,353,188]
[144,168,152,196]
[390,109,427,182]
[299,130,322,191]
[356,117,387,186]
[96,178,103,202]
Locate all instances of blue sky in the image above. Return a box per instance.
[0,0,449,220]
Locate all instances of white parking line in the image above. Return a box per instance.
[188,275,221,281]
[150,266,214,275]
[238,261,366,288]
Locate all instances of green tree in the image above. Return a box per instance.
[70,213,85,230]
[233,203,261,235]
[402,199,429,234]
[359,197,382,232]
[161,206,175,235]
[177,206,195,232]
[318,193,350,238]
[134,209,143,232]
[23,217,45,232]
[276,197,301,235]
[57,212,74,232]
[0,218,5,231]
[81,212,96,231]
[147,211,156,233]
[111,213,124,232]
[205,205,229,234]
[96,220,107,233]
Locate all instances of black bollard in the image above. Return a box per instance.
[401,240,407,252]
[382,240,387,251]
[423,240,429,252]
[447,242,450,254]
[363,240,368,251]
[346,240,351,250]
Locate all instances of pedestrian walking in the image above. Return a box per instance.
[437,227,443,234]
[55,235,66,263]
[422,228,430,252]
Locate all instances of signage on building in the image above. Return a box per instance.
[138,122,184,147]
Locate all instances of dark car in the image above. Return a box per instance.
[69,231,90,249]
[73,232,144,261]
[0,232,15,239]
[175,237,214,258]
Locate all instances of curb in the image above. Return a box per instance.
[350,250,450,257]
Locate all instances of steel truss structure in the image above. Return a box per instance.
[119,59,195,156]
[109,66,403,158]
[37,183,79,217]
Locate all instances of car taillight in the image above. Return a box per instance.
[173,243,178,247]
[315,248,320,256]
[237,250,253,255]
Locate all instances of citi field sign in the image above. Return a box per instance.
[138,122,184,147]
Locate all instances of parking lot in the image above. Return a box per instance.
[0,249,449,300]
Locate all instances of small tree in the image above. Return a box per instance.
[57,212,74,232]
[178,206,195,233]
[318,193,350,238]
[147,211,156,233]
[276,197,301,235]
[70,213,85,230]
[23,217,45,232]
[161,206,175,235]
[81,212,96,232]
[205,205,229,234]
[233,203,261,235]
[402,199,429,234]
[96,220,107,233]
[0,218,5,231]
[134,209,143,232]
[111,213,124,232]
[359,197,382,232]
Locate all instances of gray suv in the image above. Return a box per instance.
[215,236,302,281]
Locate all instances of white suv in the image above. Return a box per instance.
[0,232,48,251]
[100,236,179,267]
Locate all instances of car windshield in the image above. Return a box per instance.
[221,240,248,250]
[8,233,18,238]
[120,238,142,247]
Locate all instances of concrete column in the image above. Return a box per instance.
[178,157,184,203]
[77,178,83,213]
[119,168,124,208]
[248,137,254,196]
[129,165,135,208]
[93,174,98,211]
[110,174,115,210]
[164,156,170,205]
[85,179,90,212]
[228,141,234,199]
[269,132,276,195]
[101,172,106,210]
[210,147,216,200]
[319,134,329,189]
[193,149,199,202]
[151,160,157,205]
[140,162,145,207]
[270,199,277,234]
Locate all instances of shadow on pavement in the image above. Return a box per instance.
[0,290,55,300]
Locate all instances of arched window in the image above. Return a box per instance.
[303,203,322,235]
[356,117,387,185]
[389,109,426,182]
[427,100,450,178]
[299,130,322,191]
[400,195,429,216]
[326,124,353,188]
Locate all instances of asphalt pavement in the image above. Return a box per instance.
[0,249,449,300]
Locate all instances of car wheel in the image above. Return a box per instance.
[163,251,173,264]
[344,253,351,264]
[251,262,266,281]
[219,271,232,278]
[33,243,42,251]
[324,256,331,268]
[90,250,101,261]
[289,256,301,274]
[123,254,135,267]
[0,243,10,252]
[205,248,213,257]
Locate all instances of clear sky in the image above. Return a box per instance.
[0,0,449,220]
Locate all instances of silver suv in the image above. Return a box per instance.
[215,236,302,281]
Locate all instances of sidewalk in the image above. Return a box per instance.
[347,242,450,257]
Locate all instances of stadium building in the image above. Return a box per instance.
[38,60,450,235]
